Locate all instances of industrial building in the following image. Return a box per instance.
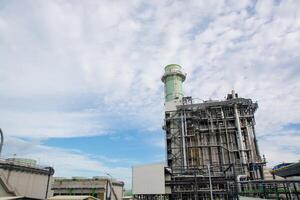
[51,177,124,200]
[0,158,54,199]
[162,64,266,199]
[162,64,264,179]
[132,64,300,199]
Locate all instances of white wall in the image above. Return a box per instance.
[132,163,165,195]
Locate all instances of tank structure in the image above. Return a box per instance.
[161,64,186,102]
[161,64,265,199]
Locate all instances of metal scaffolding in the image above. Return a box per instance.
[163,93,266,199]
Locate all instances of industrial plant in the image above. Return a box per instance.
[0,65,299,200]
[132,64,300,199]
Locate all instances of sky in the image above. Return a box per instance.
[0,0,300,189]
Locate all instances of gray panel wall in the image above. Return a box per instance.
[132,163,165,195]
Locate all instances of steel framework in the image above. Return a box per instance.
[162,94,266,199]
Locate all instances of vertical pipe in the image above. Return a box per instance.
[194,168,198,200]
[197,130,201,166]
[208,111,213,166]
[181,111,187,169]
[201,134,205,167]
[184,110,189,167]
[234,104,247,171]
[222,108,233,173]
[259,166,265,180]
[251,126,261,159]
[208,164,214,200]
[164,116,168,167]
[245,121,254,163]
[217,123,224,172]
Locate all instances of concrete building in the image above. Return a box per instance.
[51,177,124,200]
[0,158,54,199]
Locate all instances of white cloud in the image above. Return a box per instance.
[259,131,300,167]
[0,0,299,177]
[0,110,107,138]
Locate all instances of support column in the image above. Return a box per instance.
[181,111,187,169]
[234,104,247,173]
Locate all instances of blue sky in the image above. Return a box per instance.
[0,0,300,188]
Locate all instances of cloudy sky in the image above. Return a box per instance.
[0,0,299,188]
